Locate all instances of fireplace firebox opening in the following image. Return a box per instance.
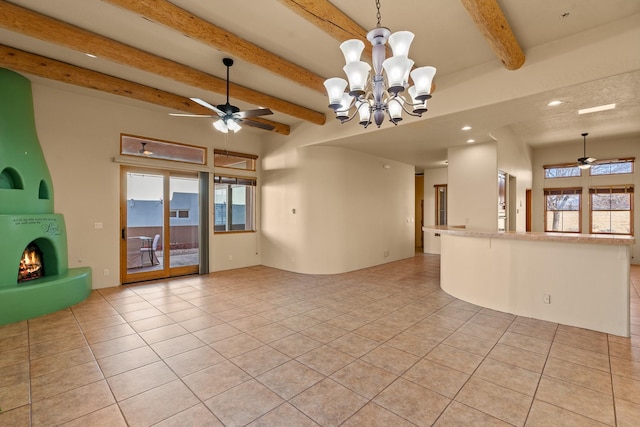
[18,242,45,283]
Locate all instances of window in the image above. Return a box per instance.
[434,184,447,225]
[544,164,581,178]
[544,188,582,232]
[590,186,633,235]
[214,175,256,232]
[214,149,257,171]
[590,159,634,176]
[121,134,206,165]
[170,209,189,218]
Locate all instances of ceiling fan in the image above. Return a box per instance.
[170,58,274,133]
[577,132,596,169]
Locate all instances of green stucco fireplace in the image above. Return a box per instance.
[0,68,91,325]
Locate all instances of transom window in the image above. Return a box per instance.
[590,186,634,235]
[214,149,257,171]
[544,164,581,178]
[544,188,582,233]
[590,159,634,176]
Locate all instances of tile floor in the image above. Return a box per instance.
[1,253,639,426]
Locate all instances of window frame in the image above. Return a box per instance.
[213,174,257,234]
[214,149,258,171]
[589,158,634,176]
[589,185,634,235]
[543,163,582,179]
[543,187,582,233]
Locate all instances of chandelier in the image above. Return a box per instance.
[323,0,436,128]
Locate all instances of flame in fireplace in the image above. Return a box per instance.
[18,243,44,283]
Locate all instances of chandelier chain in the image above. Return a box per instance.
[375,0,382,26]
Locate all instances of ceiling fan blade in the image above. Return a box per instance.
[190,97,224,115]
[169,113,216,118]
[235,108,273,119]
[242,119,276,131]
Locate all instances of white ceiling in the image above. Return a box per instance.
[2,0,640,171]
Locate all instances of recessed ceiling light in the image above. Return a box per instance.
[547,100,563,107]
[578,103,616,115]
[85,53,97,58]
[461,125,472,131]
[466,139,475,144]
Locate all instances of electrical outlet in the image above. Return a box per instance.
[103,269,109,276]
[543,294,551,304]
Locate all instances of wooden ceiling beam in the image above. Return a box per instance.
[104,0,328,95]
[0,0,324,126]
[459,0,525,70]
[0,44,290,135]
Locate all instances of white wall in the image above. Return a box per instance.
[261,144,416,274]
[495,127,533,232]
[422,167,448,254]
[31,80,264,288]
[532,134,640,263]
[448,142,498,231]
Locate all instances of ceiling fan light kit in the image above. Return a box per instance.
[323,0,436,128]
[577,132,596,169]
[170,58,273,133]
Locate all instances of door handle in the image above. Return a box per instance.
[122,228,126,239]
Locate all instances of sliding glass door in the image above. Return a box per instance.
[120,167,200,284]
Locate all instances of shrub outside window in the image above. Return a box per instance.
[590,186,633,235]
[544,188,581,232]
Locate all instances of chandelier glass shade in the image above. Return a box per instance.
[324,4,436,128]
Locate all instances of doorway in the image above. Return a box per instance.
[120,167,200,284]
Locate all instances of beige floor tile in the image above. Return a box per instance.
[326,313,370,331]
[83,324,136,345]
[456,376,533,426]
[615,397,640,427]
[150,333,205,358]
[129,314,175,333]
[0,321,28,340]
[403,358,469,398]
[468,312,514,331]
[342,402,415,427]
[139,323,188,344]
[374,377,450,426]
[554,329,609,354]
[300,322,348,343]
[499,331,552,355]
[107,360,177,401]
[331,359,397,399]
[609,340,640,362]
[257,360,324,400]
[76,314,127,333]
[231,345,290,376]
[269,333,323,358]
[435,401,512,426]
[610,355,640,381]
[544,357,612,394]
[61,404,128,427]
[153,403,223,427]
[164,345,225,377]
[29,333,87,359]
[613,374,640,405]
[296,344,355,376]
[248,402,318,427]
[326,332,379,358]
[205,379,284,426]
[353,322,401,343]
[359,344,418,376]
[166,306,210,322]
[192,323,242,344]
[488,343,547,373]
[209,332,263,358]
[0,348,28,371]
[508,320,557,341]
[525,399,609,427]
[31,361,104,401]
[228,314,273,332]
[435,306,477,322]
[0,405,30,426]
[0,380,30,412]
[29,346,94,378]
[535,376,615,425]
[119,379,199,426]
[474,358,541,396]
[247,323,295,343]
[385,332,441,357]
[89,333,146,360]
[426,344,484,375]
[456,322,505,342]
[31,380,115,426]
[550,342,611,372]
[182,360,251,400]
[443,330,496,357]
[291,378,368,427]
[97,346,160,378]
